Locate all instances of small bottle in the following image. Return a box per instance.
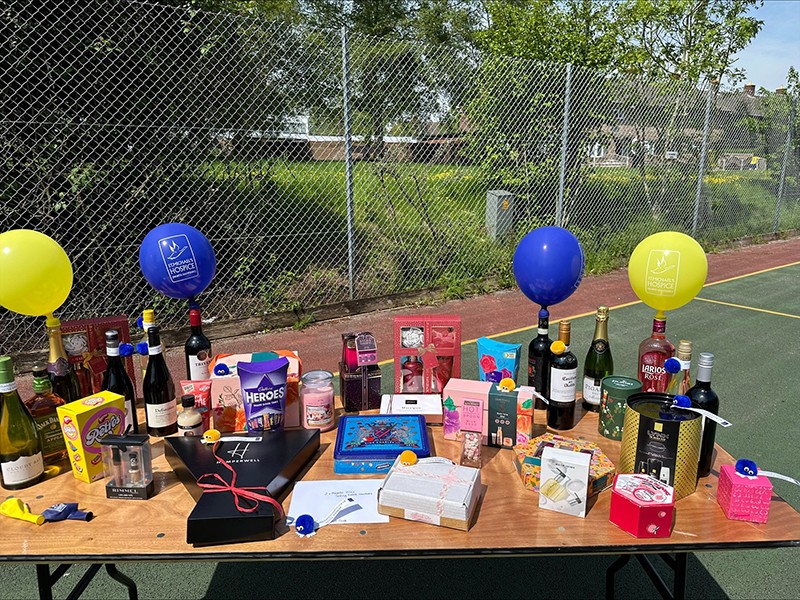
[102,330,138,434]
[45,316,81,404]
[548,321,577,430]
[0,356,45,490]
[177,394,204,436]
[185,308,212,380]
[676,340,693,396]
[582,306,613,412]
[637,315,675,393]
[143,326,177,437]
[401,355,423,393]
[687,352,720,477]
[527,309,552,410]
[25,363,67,465]
[137,309,157,381]
[300,370,335,432]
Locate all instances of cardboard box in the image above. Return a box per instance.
[165,429,320,546]
[717,464,773,524]
[512,433,616,495]
[394,315,461,394]
[57,391,127,483]
[610,474,675,537]
[378,456,481,531]
[333,415,430,474]
[539,447,592,518]
[379,394,443,425]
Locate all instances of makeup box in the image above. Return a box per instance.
[333,415,430,474]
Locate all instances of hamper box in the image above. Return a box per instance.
[377,456,481,531]
[334,415,430,474]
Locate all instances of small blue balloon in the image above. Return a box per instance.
[139,223,216,299]
[513,226,585,308]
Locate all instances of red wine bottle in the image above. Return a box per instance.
[143,327,177,437]
[185,308,212,380]
[547,321,577,430]
[687,352,719,477]
[102,330,138,434]
[527,309,552,410]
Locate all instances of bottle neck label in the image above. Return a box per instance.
[592,340,609,354]
[47,357,70,377]
[0,382,17,393]
[1,452,44,486]
[537,328,548,335]
[148,345,163,356]
[107,347,120,357]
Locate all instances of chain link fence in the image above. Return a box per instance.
[2,0,799,354]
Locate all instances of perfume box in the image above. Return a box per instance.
[717,464,773,523]
[340,363,382,412]
[379,394,443,425]
[377,456,481,531]
[512,433,616,495]
[165,429,320,546]
[609,474,675,538]
[539,447,592,518]
[393,315,461,394]
[333,415,430,474]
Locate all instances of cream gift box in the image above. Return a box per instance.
[379,394,443,425]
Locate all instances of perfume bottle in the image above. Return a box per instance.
[540,467,571,502]
[401,355,423,393]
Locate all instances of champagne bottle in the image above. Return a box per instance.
[687,352,719,477]
[102,330,138,434]
[582,306,613,412]
[0,356,45,490]
[676,339,693,395]
[548,321,577,430]
[25,362,67,465]
[637,315,675,393]
[527,309,552,410]
[143,327,177,437]
[137,309,157,381]
[46,316,81,404]
[185,308,212,380]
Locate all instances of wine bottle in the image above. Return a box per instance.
[45,316,81,404]
[137,309,157,381]
[24,362,67,465]
[582,306,613,412]
[102,330,138,434]
[527,309,552,410]
[637,315,675,393]
[548,321,577,430]
[687,352,719,477]
[0,356,44,490]
[185,308,212,380]
[676,339,693,396]
[143,326,177,437]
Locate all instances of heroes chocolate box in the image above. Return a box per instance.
[165,429,320,546]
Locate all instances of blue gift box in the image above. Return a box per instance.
[333,415,430,474]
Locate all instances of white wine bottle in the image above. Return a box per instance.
[0,356,45,490]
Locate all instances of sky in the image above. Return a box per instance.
[730,0,800,91]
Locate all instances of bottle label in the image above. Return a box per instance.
[146,402,177,428]
[34,413,66,457]
[0,382,17,393]
[592,339,609,354]
[47,357,70,377]
[1,452,44,486]
[188,353,212,380]
[583,377,602,406]
[550,367,577,403]
[148,345,163,356]
[178,420,204,436]
[679,359,691,370]
[639,352,670,393]
[107,347,120,357]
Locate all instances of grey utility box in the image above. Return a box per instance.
[486,190,515,240]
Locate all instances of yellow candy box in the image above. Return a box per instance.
[57,391,127,483]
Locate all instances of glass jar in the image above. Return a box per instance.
[300,370,335,432]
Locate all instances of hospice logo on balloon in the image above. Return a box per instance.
[158,234,199,283]
[644,250,680,297]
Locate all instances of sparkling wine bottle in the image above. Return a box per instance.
[548,321,577,430]
[687,352,719,477]
[527,309,552,410]
[25,362,67,465]
[143,327,177,437]
[637,315,675,393]
[582,306,613,412]
[0,356,45,490]
[102,330,138,434]
[185,308,212,380]
[45,316,81,404]
[676,339,693,396]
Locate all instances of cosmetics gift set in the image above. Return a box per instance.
[393,315,461,394]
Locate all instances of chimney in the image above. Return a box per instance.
[776,87,787,95]
[744,82,756,96]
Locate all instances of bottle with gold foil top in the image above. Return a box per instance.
[582,306,613,412]
[548,321,577,430]
[136,309,157,381]
[46,316,81,404]
[676,340,693,396]
[24,363,67,465]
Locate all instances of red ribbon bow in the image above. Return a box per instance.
[196,443,285,518]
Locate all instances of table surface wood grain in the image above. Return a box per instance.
[3,407,799,563]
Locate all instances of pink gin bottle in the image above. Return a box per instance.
[637,315,675,393]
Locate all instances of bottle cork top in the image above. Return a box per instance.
[677,339,692,357]
[0,356,15,384]
[596,306,609,320]
[558,320,571,334]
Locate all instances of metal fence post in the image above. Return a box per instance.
[692,82,714,236]
[774,94,797,233]
[556,63,572,228]
[341,26,356,300]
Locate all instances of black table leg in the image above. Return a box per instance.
[605,554,631,599]
[673,553,687,600]
[35,564,54,600]
[34,562,137,600]
[106,563,138,600]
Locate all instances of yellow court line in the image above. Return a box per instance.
[694,297,800,319]
[703,260,800,287]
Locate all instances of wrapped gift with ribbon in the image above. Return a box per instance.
[394,315,462,394]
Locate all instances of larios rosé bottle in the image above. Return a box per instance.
[637,316,675,393]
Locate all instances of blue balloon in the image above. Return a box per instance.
[139,223,216,299]
[513,226,585,308]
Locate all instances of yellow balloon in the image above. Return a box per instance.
[628,232,707,316]
[0,230,73,317]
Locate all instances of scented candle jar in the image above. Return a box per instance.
[301,370,335,432]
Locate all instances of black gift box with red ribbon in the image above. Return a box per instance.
[165,430,320,546]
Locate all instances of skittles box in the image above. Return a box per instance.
[57,391,126,483]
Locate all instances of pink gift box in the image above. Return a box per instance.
[717,463,773,523]
[609,474,675,538]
